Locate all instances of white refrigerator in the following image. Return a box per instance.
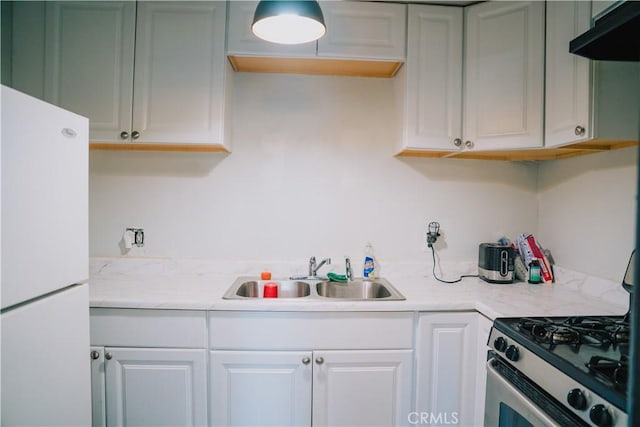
[1,85,91,425]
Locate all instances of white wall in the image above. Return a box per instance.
[89,73,539,263]
[538,147,638,281]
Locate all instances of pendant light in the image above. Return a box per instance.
[252,1,326,45]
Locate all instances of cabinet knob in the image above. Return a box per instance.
[465,140,474,149]
[302,357,311,365]
[315,357,324,365]
[453,138,462,147]
[90,350,100,360]
[131,131,140,140]
[120,131,129,140]
[575,125,586,136]
[105,352,113,360]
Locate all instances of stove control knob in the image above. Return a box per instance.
[567,388,587,410]
[589,404,612,427]
[505,345,519,362]
[494,337,508,352]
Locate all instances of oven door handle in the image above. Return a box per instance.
[486,358,561,427]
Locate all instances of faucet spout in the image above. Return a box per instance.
[310,256,331,276]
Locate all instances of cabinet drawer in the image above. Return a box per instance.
[90,308,207,348]
[209,311,413,350]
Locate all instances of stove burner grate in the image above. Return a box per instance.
[586,356,628,392]
[517,317,630,351]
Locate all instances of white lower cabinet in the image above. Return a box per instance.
[105,347,207,426]
[210,349,412,427]
[90,309,209,426]
[208,311,414,426]
[312,349,413,427]
[210,350,312,426]
[415,312,482,427]
[90,347,208,427]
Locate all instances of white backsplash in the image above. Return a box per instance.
[89,73,538,263]
[88,73,638,282]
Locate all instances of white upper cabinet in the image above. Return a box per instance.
[545,1,639,148]
[227,1,406,78]
[317,1,406,60]
[226,0,316,57]
[132,2,228,145]
[397,1,544,155]
[397,4,463,152]
[36,1,230,148]
[545,1,591,147]
[463,1,545,151]
[44,2,136,142]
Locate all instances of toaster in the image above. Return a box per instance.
[478,243,515,283]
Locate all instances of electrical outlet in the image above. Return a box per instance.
[426,221,440,250]
[127,228,144,247]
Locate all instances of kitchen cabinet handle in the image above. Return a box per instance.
[574,125,586,136]
[453,138,462,147]
[105,352,113,360]
[302,357,311,365]
[120,131,129,140]
[315,357,324,365]
[465,140,474,149]
[90,350,100,360]
[131,131,140,140]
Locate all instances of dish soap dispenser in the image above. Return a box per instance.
[363,243,379,278]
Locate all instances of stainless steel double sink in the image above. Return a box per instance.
[222,276,405,301]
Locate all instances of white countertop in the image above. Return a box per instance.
[89,257,630,320]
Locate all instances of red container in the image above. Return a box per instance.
[263,282,278,298]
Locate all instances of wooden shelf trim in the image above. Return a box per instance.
[227,55,403,78]
[89,143,230,153]
[395,140,639,161]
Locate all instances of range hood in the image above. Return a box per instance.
[570,1,640,61]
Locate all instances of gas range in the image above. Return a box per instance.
[488,315,629,427]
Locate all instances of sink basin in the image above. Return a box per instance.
[316,279,405,300]
[223,276,404,301]
[224,279,311,299]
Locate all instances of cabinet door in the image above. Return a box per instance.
[227,0,317,57]
[90,346,107,427]
[416,312,478,427]
[401,5,463,151]
[44,1,135,142]
[132,1,228,145]
[209,350,312,426]
[464,1,544,150]
[317,1,406,60]
[545,1,591,147]
[105,348,207,427]
[312,349,413,427]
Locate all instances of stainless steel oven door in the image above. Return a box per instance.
[485,358,560,427]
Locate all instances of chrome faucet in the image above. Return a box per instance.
[345,257,353,281]
[309,256,331,276]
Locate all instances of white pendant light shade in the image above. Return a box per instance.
[252,1,326,45]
